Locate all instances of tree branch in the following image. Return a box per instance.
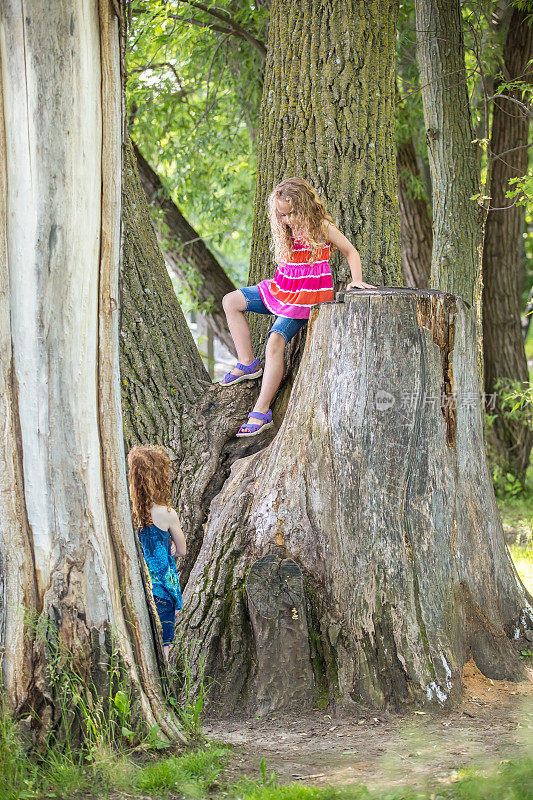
[132,142,237,355]
[171,12,235,37]
[129,61,193,100]
[178,1,267,60]
[486,92,533,117]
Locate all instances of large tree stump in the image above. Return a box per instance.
[181,289,533,715]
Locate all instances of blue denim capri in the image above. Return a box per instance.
[239,285,308,344]
[153,596,176,645]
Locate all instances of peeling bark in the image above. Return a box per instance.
[181,290,533,715]
[0,0,181,739]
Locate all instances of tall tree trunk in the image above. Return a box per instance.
[181,289,533,715]
[482,7,533,483]
[397,131,432,289]
[0,0,181,739]
[133,143,237,356]
[248,0,403,354]
[395,28,433,290]
[415,0,486,384]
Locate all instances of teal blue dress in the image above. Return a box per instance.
[137,523,183,610]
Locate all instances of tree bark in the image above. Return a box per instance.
[4,0,530,733]
[397,134,432,289]
[248,0,403,354]
[181,289,533,716]
[481,7,533,482]
[0,0,181,740]
[133,143,237,356]
[394,29,433,291]
[415,0,486,384]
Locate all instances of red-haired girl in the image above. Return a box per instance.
[127,445,186,658]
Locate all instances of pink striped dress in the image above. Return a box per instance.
[257,234,334,319]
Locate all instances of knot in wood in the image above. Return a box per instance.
[246,555,304,619]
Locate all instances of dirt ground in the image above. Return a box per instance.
[204,658,533,792]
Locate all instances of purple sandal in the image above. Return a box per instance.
[236,409,273,438]
[219,357,263,386]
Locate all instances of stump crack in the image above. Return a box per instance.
[416,294,458,448]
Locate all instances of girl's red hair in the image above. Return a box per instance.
[127,445,171,530]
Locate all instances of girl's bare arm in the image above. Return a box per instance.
[167,508,187,556]
[324,221,376,289]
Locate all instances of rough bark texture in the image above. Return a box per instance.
[415,0,486,382]
[181,290,533,716]
[248,0,403,354]
[481,7,533,481]
[395,38,432,291]
[0,0,181,740]
[133,143,237,356]
[397,134,432,289]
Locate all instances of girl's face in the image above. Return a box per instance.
[276,198,294,228]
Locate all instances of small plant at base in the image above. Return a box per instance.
[260,756,278,787]
[0,693,38,799]
[166,634,216,740]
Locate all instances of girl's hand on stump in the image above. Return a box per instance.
[170,540,177,557]
[346,280,377,290]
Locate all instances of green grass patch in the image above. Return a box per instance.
[231,756,533,800]
[134,746,227,796]
[1,690,533,800]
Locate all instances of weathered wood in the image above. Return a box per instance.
[0,0,182,739]
[246,556,314,714]
[181,289,533,715]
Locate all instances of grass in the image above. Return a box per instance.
[494,328,533,592]
[1,704,532,800]
[134,746,225,795]
[231,757,533,800]
[0,695,229,799]
[510,540,533,594]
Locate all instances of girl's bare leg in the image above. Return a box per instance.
[221,292,285,424]
[248,332,285,425]
[222,290,255,376]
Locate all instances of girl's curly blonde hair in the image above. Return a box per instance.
[127,445,172,530]
[268,177,336,265]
